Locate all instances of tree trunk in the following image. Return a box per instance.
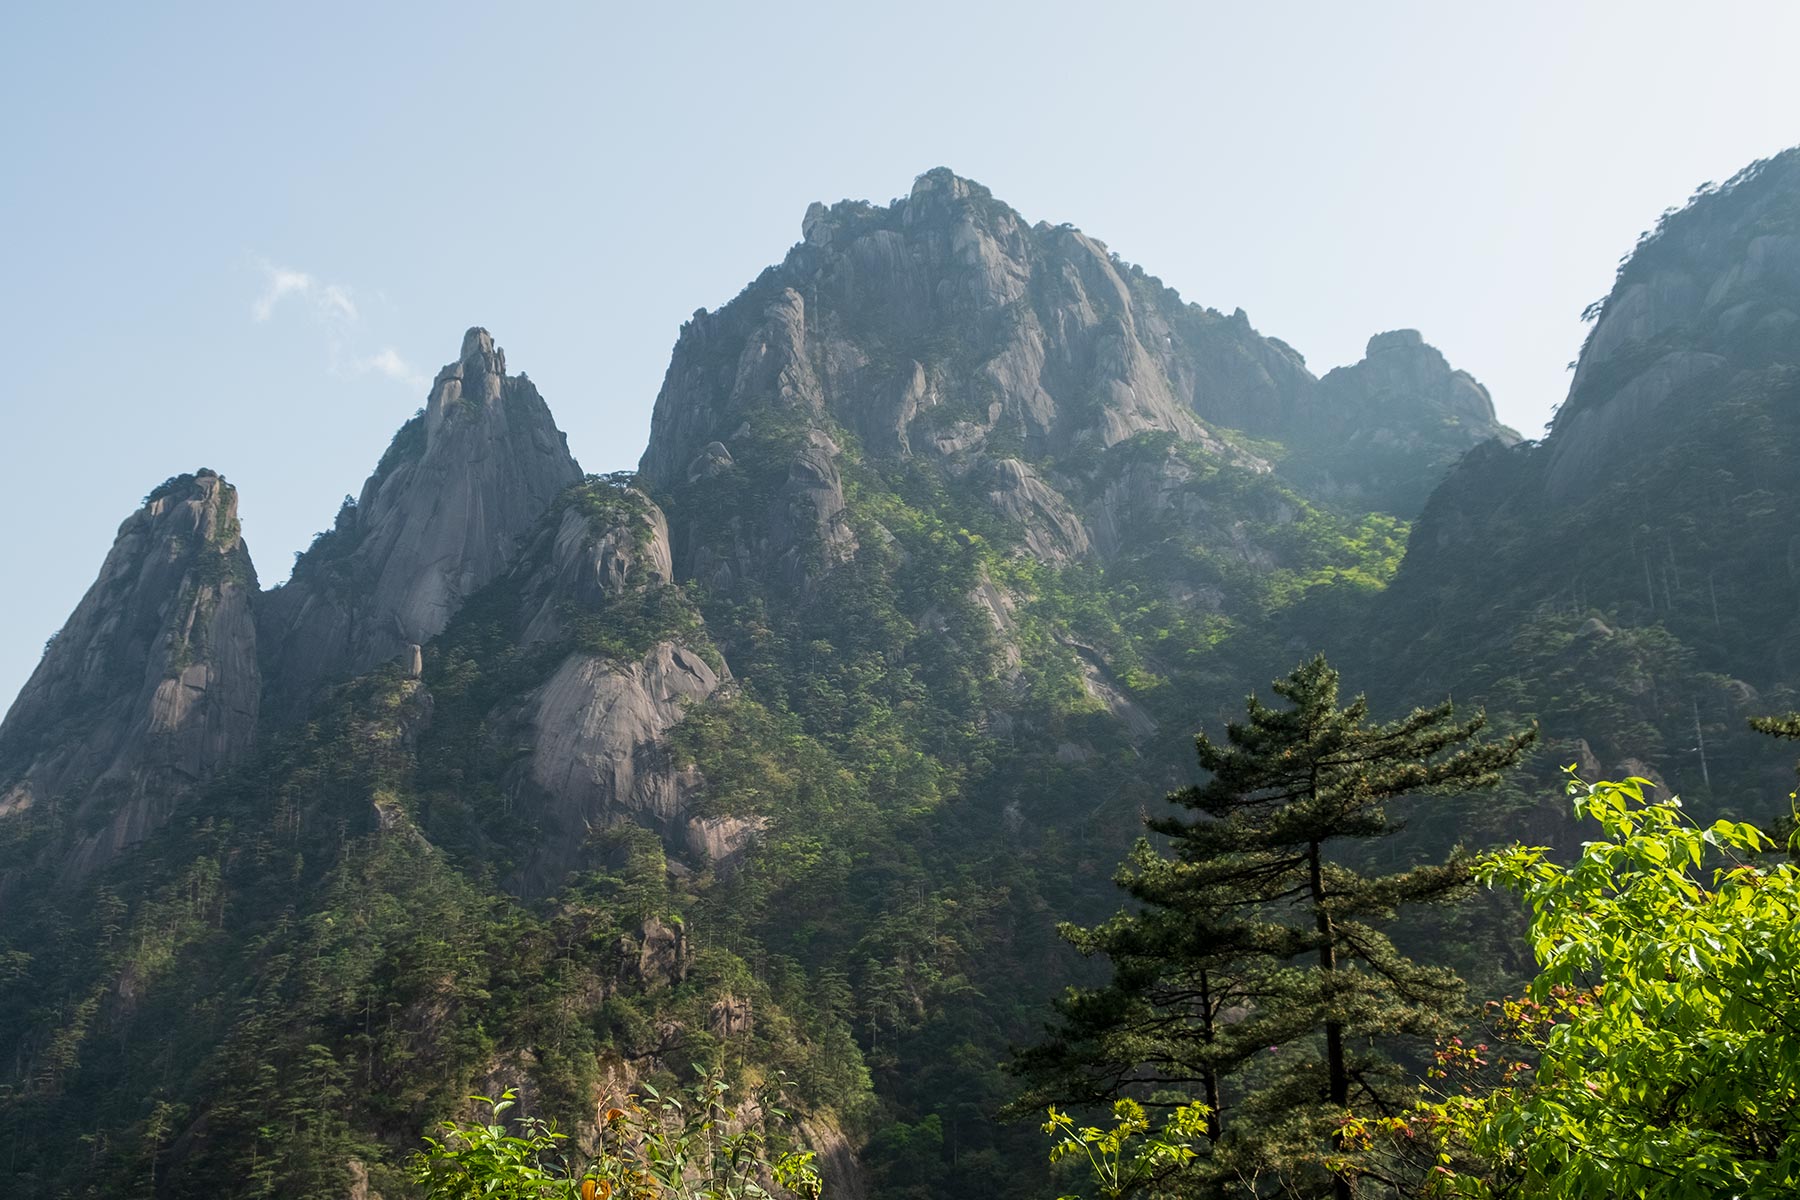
[1199,967,1223,1143]
[1311,840,1351,1200]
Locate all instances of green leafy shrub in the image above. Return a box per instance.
[1041,1100,1211,1200]
[412,1072,824,1200]
[1355,772,1800,1197]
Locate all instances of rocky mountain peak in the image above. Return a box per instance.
[1365,328,1425,355]
[460,324,500,366]
[908,164,969,200]
[1545,147,1800,500]
[1335,329,1498,423]
[641,170,1524,591]
[0,470,260,883]
[641,169,1250,492]
[1278,329,1514,515]
[902,165,1001,223]
[258,328,583,719]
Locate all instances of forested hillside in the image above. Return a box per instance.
[2,149,1798,1199]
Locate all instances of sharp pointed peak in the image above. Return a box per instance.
[460,326,496,363]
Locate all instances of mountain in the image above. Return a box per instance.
[643,168,1508,538]
[1288,328,1517,515]
[258,327,583,722]
[1334,148,1800,848]
[0,470,258,887]
[2,154,1797,1199]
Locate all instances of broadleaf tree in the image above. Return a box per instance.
[1402,771,1800,1198]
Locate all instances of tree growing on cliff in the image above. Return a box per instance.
[1019,656,1535,1198]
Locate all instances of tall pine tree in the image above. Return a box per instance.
[1019,656,1534,1199]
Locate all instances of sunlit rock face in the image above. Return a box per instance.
[258,327,583,721]
[0,470,260,882]
[639,169,1277,490]
[640,168,1510,595]
[503,641,730,895]
[462,480,743,894]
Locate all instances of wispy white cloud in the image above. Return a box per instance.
[357,347,429,390]
[251,264,315,321]
[250,259,358,323]
[249,257,427,392]
[319,283,358,321]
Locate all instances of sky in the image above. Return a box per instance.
[3,1,1798,711]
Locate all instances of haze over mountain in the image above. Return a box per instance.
[3,145,1799,1196]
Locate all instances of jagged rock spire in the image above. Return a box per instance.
[0,470,260,880]
[258,327,583,720]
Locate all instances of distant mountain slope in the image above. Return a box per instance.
[1334,148,1800,844]
[1288,328,1518,515]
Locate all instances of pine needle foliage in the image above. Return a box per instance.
[1019,656,1534,1198]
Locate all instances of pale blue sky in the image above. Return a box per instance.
[4,2,1798,710]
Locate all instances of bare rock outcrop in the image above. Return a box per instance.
[0,471,259,883]
[983,459,1090,563]
[505,642,727,893]
[442,477,746,895]
[625,915,690,989]
[1085,439,1287,575]
[1545,349,1725,501]
[639,168,1508,582]
[635,169,1269,573]
[640,168,1272,498]
[1068,642,1158,741]
[516,485,673,646]
[769,433,859,589]
[801,1114,870,1200]
[258,327,582,720]
[678,430,860,595]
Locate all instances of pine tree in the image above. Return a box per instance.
[1750,711,1800,755]
[1019,656,1534,1199]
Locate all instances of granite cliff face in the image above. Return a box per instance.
[514,484,676,647]
[641,169,1505,607]
[1543,151,1800,502]
[441,481,741,894]
[0,471,259,880]
[642,169,1239,487]
[507,641,729,891]
[258,328,583,720]
[640,170,1283,574]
